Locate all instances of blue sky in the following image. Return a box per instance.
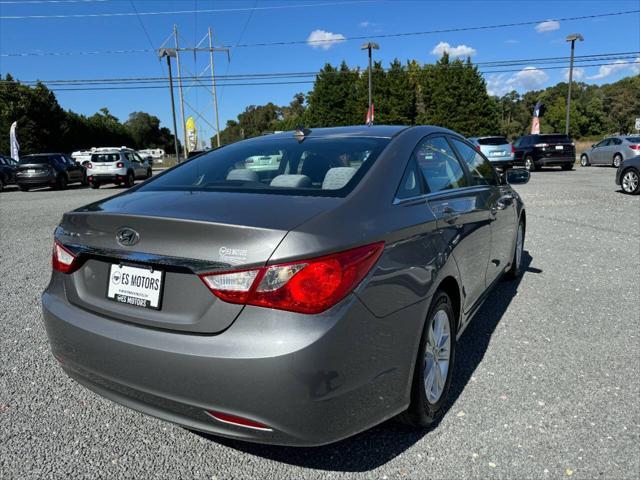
[1,0,639,145]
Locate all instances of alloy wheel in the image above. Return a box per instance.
[580,156,589,167]
[424,309,451,404]
[613,155,622,168]
[622,170,639,193]
[524,158,533,171]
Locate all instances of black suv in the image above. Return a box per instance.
[0,154,18,191]
[513,134,576,171]
[16,153,86,191]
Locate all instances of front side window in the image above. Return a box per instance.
[413,136,467,193]
[137,136,390,197]
[595,139,610,148]
[450,138,498,186]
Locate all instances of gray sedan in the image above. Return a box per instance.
[42,125,529,446]
[580,135,640,168]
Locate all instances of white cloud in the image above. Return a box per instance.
[564,67,585,81]
[306,29,346,50]
[535,20,560,33]
[358,21,371,28]
[588,59,636,80]
[431,41,476,57]
[486,67,549,96]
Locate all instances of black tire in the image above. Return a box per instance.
[146,169,152,179]
[19,185,29,192]
[580,155,590,167]
[561,163,573,171]
[613,154,623,168]
[620,168,640,195]
[0,177,4,192]
[124,171,135,188]
[524,156,534,171]
[90,182,100,189]
[56,174,68,190]
[505,219,525,280]
[398,290,456,428]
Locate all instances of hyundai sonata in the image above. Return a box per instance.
[42,125,529,446]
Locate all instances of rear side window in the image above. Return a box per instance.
[92,153,120,163]
[413,136,467,193]
[138,136,390,197]
[396,158,423,199]
[477,137,509,146]
[450,138,498,186]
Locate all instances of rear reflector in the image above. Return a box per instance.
[52,240,79,274]
[205,410,272,431]
[199,242,384,314]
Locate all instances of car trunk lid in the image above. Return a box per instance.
[57,190,340,333]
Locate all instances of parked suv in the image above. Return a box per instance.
[580,136,640,168]
[86,147,152,189]
[16,153,85,191]
[467,136,518,168]
[0,154,18,191]
[513,134,576,171]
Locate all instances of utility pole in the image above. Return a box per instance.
[209,28,223,148]
[361,42,379,124]
[173,25,188,158]
[158,48,180,162]
[565,33,584,136]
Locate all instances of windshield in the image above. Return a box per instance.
[539,134,572,144]
[477,137,509,146]
[91,153,121,163]
[137,136,390,197]
[19,156,50,165]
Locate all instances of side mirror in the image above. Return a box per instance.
[591,144,596,148]
[506,168,530,185]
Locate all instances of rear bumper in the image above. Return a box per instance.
[42,272,424,446]
[88,173,126,183]
[535,156,575,166]
[16,176,56,186]
[488,156,520,168]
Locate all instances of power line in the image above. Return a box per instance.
[2,52,637,85]
[128,0,164,75]
[0,0,374,19]
[1,9,638,55]
[2,61,637,91]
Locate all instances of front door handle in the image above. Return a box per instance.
[442,206,460,224]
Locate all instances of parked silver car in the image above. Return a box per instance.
[580,136,640,168]
[86,147,152,189]
[467,136,517,168]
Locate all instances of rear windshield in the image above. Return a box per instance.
[91,153,121,163]
[625,137,640,143]
[539,134,572,144]
[137,136,390,197]
[477,137,509,146]
[19,156,50,164]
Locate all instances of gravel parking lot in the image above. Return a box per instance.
[1,167,638,479]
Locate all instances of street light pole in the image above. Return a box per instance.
[361,42,379,123]
[158,48,180,162]
[565,33,584,136]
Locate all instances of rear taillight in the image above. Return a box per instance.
[116,162,124,168]
[629,145,640,151]
[511,144,515,154]
[475,145,481,152]
[199,242,384,314]
[86,162,93,169]
[52,240,79,273]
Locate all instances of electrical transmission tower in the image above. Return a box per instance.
[159,25,230,158]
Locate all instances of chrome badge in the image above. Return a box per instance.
[116,227,140,247]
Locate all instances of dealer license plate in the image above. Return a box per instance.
[107,264,164,310]
[555,145,563,150]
